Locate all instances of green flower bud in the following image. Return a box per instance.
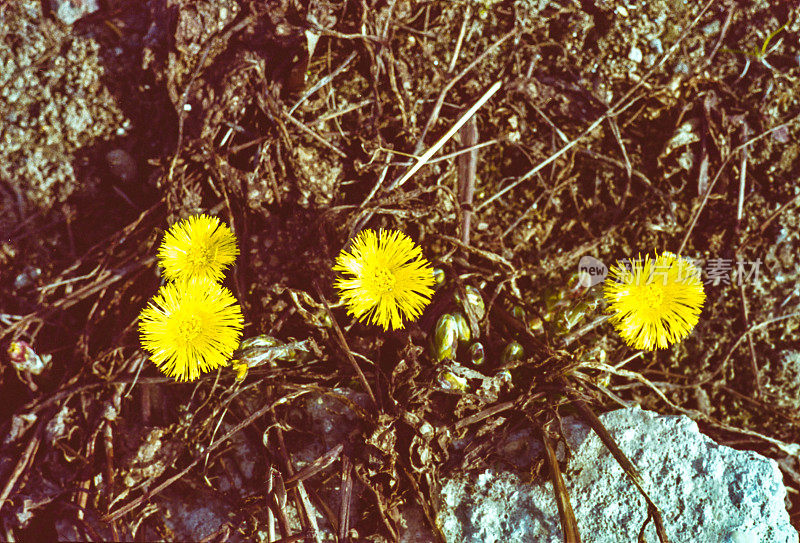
[432,314,459,362]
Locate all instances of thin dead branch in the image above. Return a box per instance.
[542,424,581,543]
[457,118,478,245]
[568,394,671,543]
[314,282,378,410]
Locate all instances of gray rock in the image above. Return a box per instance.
[438,407,798,543]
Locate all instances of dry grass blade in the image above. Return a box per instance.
[542,427,581,543]
[284,443,344,488]
[288,51,357,115]
[476,112,606,211]
[268,467,292,541]
[562,315,611,346]
[295,481,323,543]
[568,393,671,543]
[0,429,41,515]
[413,29,516,154]
[738,279,762,397]
[275,428,323,543]
[281,109,347,158]
[453,400,515,430]
[355,76,503,230]
[435,233,514,270]
[265,467,276,542]
[338,455,353,542]
[388,80,502,192]
[607,118,631,183]
[107,457,199,522]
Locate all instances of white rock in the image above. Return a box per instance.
[438,407,797,543]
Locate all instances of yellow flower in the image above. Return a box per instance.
[139,277,244,381]
[333,229,435,331]
[157,214,239,283]
[603,252,705,350]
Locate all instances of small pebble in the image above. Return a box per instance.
[115,119,132,137]
[674,62,690,74]
[50,0,99,25]
[649,38,664,55]
[105,149,137,182]
[702,20,721,36]
[771,125,790,144]
[14,267,41,290]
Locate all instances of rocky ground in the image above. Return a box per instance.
[1,0,799,541]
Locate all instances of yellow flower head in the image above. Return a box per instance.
[139,276,244,381]
[603,252,705,351]
[157,214,239,283]
[333,229,435,331]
